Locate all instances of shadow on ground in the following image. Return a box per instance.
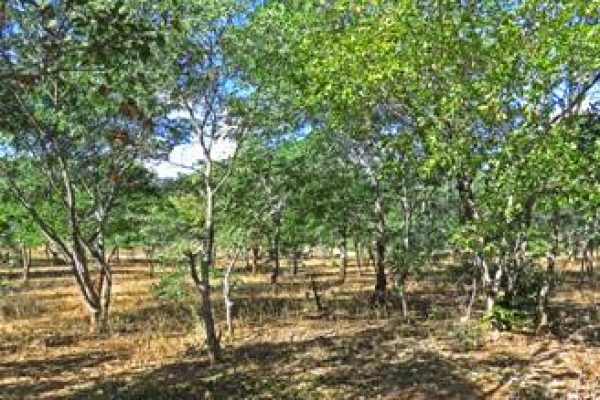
[70,325,484,400]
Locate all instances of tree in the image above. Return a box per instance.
[0,0,180,330]
[160,0,253,363]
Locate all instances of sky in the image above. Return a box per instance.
[145,138,236,179]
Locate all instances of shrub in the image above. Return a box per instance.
[150,266,189,300]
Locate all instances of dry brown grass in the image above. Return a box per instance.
[0,256,598,399]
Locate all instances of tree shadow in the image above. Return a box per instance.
[0,350,126,399]
[70,326,484,399]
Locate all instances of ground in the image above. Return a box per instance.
[0,252,598,399]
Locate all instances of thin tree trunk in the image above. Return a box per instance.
[339,232,348,283]
[270,227,280,287]
[244,247,250,271]
[194,186,221,364]
[537,251,555,330]
[44,244,51,265]
[372,189,387,305]
[251,246,259,275]
[367,245,375,270]
[464,274,477,321]
[310,273,323,312]
[21,245,31,283]
[355,240,362,277]
[292,247,299,276]
[483,260,502,314]
[395,271,408,318]
[223,250,240,339]
[373,238,387,305]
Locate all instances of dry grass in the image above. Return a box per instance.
[0,256,599,399]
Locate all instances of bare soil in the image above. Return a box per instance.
[0,255,598,399]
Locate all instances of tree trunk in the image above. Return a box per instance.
[309,273,323,312]
[355,240,362,277]
[192,187,221,364]
[373,238,387,305]
[44,244,51,265]
[339,233,348,283]
[464,274,477,321]
[146,248,155,277]
[536,251,555,330]
[482,259,502,314]
[270,227,280,287]
[367,245,375,270]
[71,251,104,332]
[394,271,408,318]
[223,251,239,339]
[372,188,387,305]
[292,247,299,276]
[251,246,259,275]
[21,245,31,283]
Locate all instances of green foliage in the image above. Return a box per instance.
[451,321,489,352]
[151,267,190,301]
[481,303,530,332]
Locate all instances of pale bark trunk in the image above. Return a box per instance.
[355,240,362,277]
[21,245,31,283]
[192,186,221,364]
[483,260,502,314]
[251,246,259,275]
[464,275,477,321]
[223,251,239,339]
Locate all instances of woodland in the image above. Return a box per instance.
[0,1,599,399]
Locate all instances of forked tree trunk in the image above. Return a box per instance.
[71,239,112,332]
[189,186,221,364]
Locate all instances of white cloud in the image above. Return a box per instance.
[146,139,237,179]
[145,106,238,179]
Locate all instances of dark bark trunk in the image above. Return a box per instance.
[367,245,375,270]
[372,186,387,305]
[373,238,387,305]
[292,247,299,276]
[339,233,348,283]
[310,273,324,312]
[270,227,280,287]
